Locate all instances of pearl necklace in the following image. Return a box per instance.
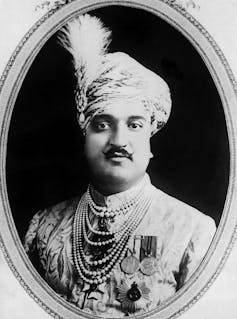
[72,183,155,285]
[85,181,148,238]
[87,179,146,218]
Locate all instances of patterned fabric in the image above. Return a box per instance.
[24,177,216,317]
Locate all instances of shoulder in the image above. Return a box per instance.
[140,184,216,239]
[38,196,80,225]
[155,185,215,225]
[24,195,81,246]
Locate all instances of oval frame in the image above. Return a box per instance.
[0,1,237,319]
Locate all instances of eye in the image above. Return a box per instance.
[128,121,144,131]
[92,121,110,132]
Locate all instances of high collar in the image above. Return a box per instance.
[90,174,151,208]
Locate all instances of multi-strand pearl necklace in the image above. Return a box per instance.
[87,183,145,219]
[72,183,155,285]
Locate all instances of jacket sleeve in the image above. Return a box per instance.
[24,211,43,259]
[178,215,216,288]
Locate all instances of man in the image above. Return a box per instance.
[24,14,216,317]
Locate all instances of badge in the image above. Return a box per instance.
[140,257,158,276]
[117,279,150,313]
[121,255,140,274]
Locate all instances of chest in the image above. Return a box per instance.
[37,218,185,316]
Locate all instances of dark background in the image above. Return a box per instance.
[6,6,229,240]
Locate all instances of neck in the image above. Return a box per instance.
[91,175,146,196]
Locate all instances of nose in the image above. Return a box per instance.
[109,123,128,147]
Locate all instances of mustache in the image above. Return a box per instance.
[103,147,133,160]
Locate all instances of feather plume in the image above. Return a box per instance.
[58,14,171,134]
[58,14,111,87]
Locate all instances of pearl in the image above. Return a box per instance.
[72,184,155,285]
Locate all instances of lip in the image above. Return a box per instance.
[107,153,128,159]
[104,151,132,162]
[110,152,128,157]
[107,156,129,164]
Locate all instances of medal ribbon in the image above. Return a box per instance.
[140,236,157,261]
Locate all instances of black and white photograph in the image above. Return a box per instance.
[0,1,237,319]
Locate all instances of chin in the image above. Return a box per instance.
[98,168,144,188]
[89,159,149,191]
[102,168,130,182]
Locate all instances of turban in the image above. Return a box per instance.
[59,14,172,136]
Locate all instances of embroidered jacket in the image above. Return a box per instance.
[24,176,216,317]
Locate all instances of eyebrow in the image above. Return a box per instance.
[91,114,147,122]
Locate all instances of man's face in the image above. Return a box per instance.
[84,100,153,194]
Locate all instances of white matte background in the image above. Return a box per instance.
[0,0,237,318]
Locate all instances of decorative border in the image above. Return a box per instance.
[0,1,236,319]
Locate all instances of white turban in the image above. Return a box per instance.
[59,14,172,136]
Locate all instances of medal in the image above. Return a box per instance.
[139,236,158,275]
[117,279,151,313]
[121,255,140,274]
[140,256,158,276]
[126,282,142,301]
[121,237,140,274]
